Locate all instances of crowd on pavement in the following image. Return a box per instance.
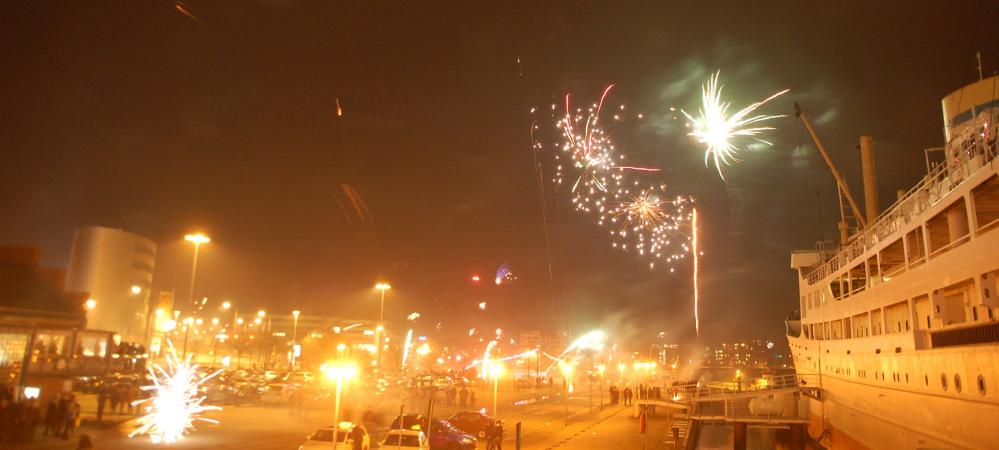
[0,384,85,446]
[606,384,663,406]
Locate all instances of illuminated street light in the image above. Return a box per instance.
[488,362,505,417]
[559,362,575,426]
[183,233,210,313]
[85,298,97,310]
[257,310,266,318]
[597,364,607,410]
[254,317,262,325]
[321,361,358,450]
[374,282,391,366]
[222,301,231,310]
[130,285,142,295]
[374,282,391,323]
[291,310,301,369]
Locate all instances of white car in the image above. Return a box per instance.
[382,430,429,449]
[299,425,370,450]
[286,371,315,385]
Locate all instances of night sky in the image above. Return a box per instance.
[2,1,998,347]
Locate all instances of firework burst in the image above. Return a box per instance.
[682,71,789,180]
[551,87,693,269]
[130,341,221,444]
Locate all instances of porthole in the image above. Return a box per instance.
[905,373,909,383]
[924,374,929,386]
[955,374,962,393]
[941,373,948,391]
[977,375,987,395]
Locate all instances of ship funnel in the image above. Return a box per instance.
[859,135,879,223]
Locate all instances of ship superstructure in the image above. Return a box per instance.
[786,75,999,449]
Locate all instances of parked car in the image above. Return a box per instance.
[299,424,370,450]
[382,429,429,449]
[285,371,315,386]
[446,411,493,439]
[389,414,476,450]
[260,382,292,404]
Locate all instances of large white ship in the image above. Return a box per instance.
[786,74,999,449]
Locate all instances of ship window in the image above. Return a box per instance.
[941,373,948,391]
[924,374,929,386]
[830,278,843,301]
[955,374,962,393]
[879,238,906,279]
[866,256,880,288]
[905,373,909,383]
[978,375,987,395]
[927,197,970,257]
[849,263,866,295]
[905,227,926,267]
[972,174,999,233]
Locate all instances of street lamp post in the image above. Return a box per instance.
[181,317,194,358]
[597,364,606,410]
[291,310,301,369]
[374,283,391,323]
[374,283,391,365]
[184,234,210,314]
[559,362,574,426]
[488,362,505,418]
[322,361,358,450]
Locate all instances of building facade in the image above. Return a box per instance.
[65,226,156,343]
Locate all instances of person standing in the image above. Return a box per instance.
[492,420,504,450]
[63,396,80,439]
[484,420,495,450]
[468,390,476,407]
[43,397,58,436]
[126,382,140,415]
[26,398,40,442]
[109,384,121,415]
[458,387,468,408]
[96,382,107,422]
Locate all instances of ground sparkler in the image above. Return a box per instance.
[129,341,221,444]
[682,71,789,180]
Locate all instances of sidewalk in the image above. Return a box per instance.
[510,402,674,450]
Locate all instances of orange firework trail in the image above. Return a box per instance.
[174,2,205,27]
[692,208,700,337]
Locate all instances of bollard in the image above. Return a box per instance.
[516,421,522,450]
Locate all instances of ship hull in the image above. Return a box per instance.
[789,334,999,449]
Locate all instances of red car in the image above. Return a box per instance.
[446,411,493,439]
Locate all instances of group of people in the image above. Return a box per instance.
[607,385,635,405]
[483,419,505,450]
[439,386,476,408]
[0,385,41,446]
[95,380,141,421]
[42,393,82,440]
[0,384,92,448]
[607,384,663,406]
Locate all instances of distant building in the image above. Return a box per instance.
[702,339,781,368]
[65,226,156,343]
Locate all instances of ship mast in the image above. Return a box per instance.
[794,103,867,245]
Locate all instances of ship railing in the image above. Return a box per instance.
[669,373,801,401]
[805,132,997,286]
